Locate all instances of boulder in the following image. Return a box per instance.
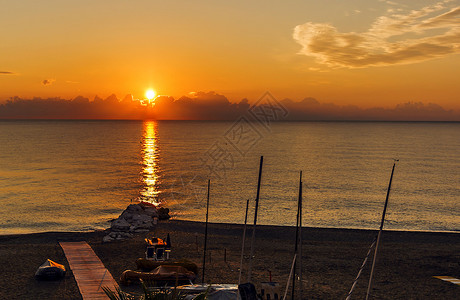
[143,207,159,218]
[111,218,131,231]
[120,210,135,221]
[103,235,114,243]
[158,207,171,220]
[126,204,143,213]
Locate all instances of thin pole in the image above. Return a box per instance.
[202,179,210,284]
[247,155,264,282]
[283,254,297,300]
[366,161,397,300]
[299,172,303,300]
[291,171,302,300]
[238,199,250,285]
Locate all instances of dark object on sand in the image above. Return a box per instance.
[136,258,198,274]
[35,259,66,280]
[238,282,258,300]
[120,265,195,285]
[158,207,171,220]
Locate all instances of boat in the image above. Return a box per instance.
[34,259,66,280]
[120,265,195,285]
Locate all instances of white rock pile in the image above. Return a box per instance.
[103,202,170,242]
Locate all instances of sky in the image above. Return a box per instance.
[1,0,459,112]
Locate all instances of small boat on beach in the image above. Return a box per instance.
[175,284,238,300]
[34,259,66,280]
[120,265,195,285]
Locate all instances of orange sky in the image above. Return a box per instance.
[1,0,459,109]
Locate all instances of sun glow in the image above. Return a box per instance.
[146,89,156,100]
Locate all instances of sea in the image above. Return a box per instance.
[0,120,458,234]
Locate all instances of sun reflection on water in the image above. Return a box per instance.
[140,121,160,205]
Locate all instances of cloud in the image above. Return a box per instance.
[280,98,459,121]
[293,1,460,68]
[0,71,14,75]
[153,91,249,120]
[0,92,458,121]
[42,79,56,86]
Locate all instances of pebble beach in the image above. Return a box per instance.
[0,219,458,299]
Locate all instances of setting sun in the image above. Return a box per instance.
[145,89,156,100]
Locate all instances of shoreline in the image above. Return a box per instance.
[1,219,459,299]
[2,217,459,237]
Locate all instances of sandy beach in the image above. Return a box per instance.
[0,220,458,299]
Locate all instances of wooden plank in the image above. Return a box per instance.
[60,241,119,299]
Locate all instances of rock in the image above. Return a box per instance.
[102,202,169,242]
[126,204,143,213]
[111,218,131,231]
[103,235,114,243]
[117,232,133,239]
[158,207,171,220]
[109,232,118,238]
[139,214,153,223]
[136,221,154,229]
[131,214,142,222]
[120,210,135,220]
[143,207,158,218]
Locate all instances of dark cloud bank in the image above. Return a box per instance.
[0,91,458,121]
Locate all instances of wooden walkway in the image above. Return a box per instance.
[60,241,119,299]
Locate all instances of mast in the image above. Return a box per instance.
[247,155,264,282]
[366,161,397,299]
[299,172,303,300]
[202,179,210,284]
[238,199,250,285]
[292,171,302,299]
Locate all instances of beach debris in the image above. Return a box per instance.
[35,259,66,280]
[103,202,169,242]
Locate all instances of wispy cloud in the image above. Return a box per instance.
[293,1,460,68]
[42,79,55,86]
[0,71,15,75]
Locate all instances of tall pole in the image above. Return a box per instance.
[247,156,264,282]
[292,171,302,300]
[238,199,250,285]
[299,172,303,300]
[202,179,210,284]
[366,161,397,300]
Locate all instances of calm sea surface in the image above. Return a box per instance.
[0,120,458,234]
